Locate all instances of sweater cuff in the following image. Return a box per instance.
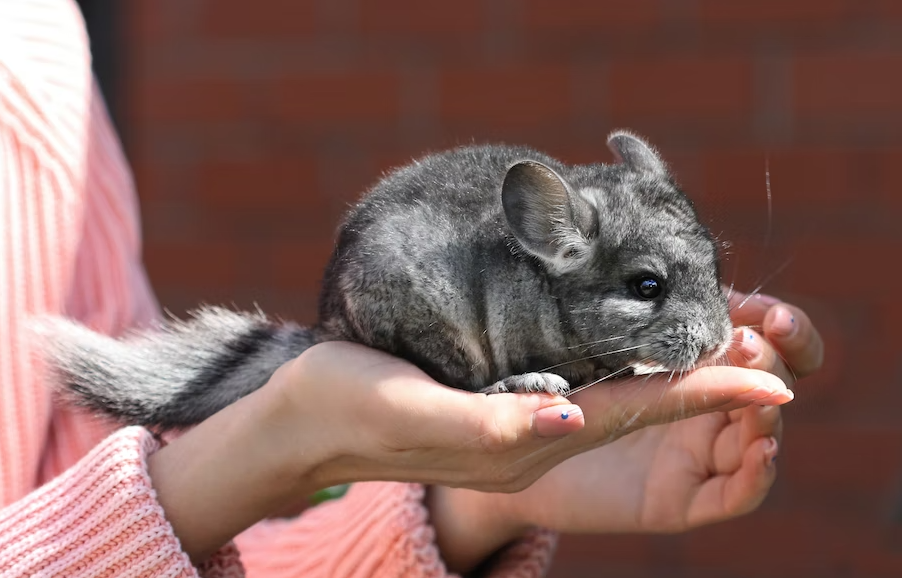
[234,482,556,578]
[482,527,558,578]
[0,426,244,577]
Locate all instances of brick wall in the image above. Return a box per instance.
[119,1,902,576]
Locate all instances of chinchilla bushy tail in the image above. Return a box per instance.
[33,307,317,430]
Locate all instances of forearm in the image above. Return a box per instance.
[147,369,332,564]
[427,486,531,574]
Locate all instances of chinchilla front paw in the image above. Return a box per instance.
[480,372,571,396]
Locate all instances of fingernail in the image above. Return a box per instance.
[733,327,762,361]
[763,436,779,466]
[734,386,776,403]
[533,405,583,438]
[754,293,782,307]
[769,306,798,338]
[757,388,795,406]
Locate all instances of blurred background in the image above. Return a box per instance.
[78,1,902,576]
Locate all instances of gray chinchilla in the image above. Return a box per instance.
[37,130,733,430]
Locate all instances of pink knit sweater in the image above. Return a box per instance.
[0,1,556,576]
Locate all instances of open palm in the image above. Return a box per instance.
[509,404,780,534]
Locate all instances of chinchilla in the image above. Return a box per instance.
[36,130,733,430]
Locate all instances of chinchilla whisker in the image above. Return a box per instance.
[536,343,651,373]
[764,155,773,253]
[726,158,776,313]
[620,408,644,430]
[770,347,799,384]
[732,256,794,311]
[530,335,630,356]
[501,438,570,472]
[564,366,633,397]
[564,352,659,397]
[567,336,629,348]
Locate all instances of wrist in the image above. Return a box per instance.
[426,486,531,574]
[148,363,336,563]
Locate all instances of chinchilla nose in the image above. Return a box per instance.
[699,310,733,360]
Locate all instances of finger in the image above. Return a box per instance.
[688,436,779,528]
[713,405,782,473]
[725,327,796,387]
[740,404,782,447]
[726,289,782,328]
[762,304,824,378]
[569,366,791,439]
[378,382,583,453]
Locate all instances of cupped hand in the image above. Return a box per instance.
[274,338,791,495]
[428,291,823,572]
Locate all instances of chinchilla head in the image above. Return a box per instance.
[501,130,732,375]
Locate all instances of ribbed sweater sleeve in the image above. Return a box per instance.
[0,427,244,577]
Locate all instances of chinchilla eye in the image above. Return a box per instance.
[632,276,664,299]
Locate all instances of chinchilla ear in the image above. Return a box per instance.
[607,130,666,175]
[501,160,595,274]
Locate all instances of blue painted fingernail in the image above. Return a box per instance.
[561,411,570,420]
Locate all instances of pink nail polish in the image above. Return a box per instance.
[735,327,763,360]
[770,306,798,338]
[764,436,779,466]
[534,405,583,438]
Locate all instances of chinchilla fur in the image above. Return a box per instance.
[36,131,733,430]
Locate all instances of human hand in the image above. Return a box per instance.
[429,291,823,571]
[149,326,792,565]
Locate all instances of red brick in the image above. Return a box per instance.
[133,78,253,123]
[854,549,902,578]
[195,158,320,208]
[522,0,662,31]
[370,150,427,178]
[273,73,400,125]
[870,0,902,18]
[793,52,902,115]
[702,148,859,206]
[764,149,858,203]
[697,0,853,25]
[700,149,769,206]
[785,239,902,299]
[126,0,174,46]
[684,511,882,575]
[358,0,481,34]
[781,425,902,492]
[438,65,572,127]
[683,513,836,574]
[874,296,902,367]
[878,148,902,204]
[265,240,335,296]
[609,57,754,120]
[196,0,316,39]
[144,241,240,289]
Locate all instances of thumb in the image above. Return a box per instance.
[569,366,792,437]
[393,386,586,453]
